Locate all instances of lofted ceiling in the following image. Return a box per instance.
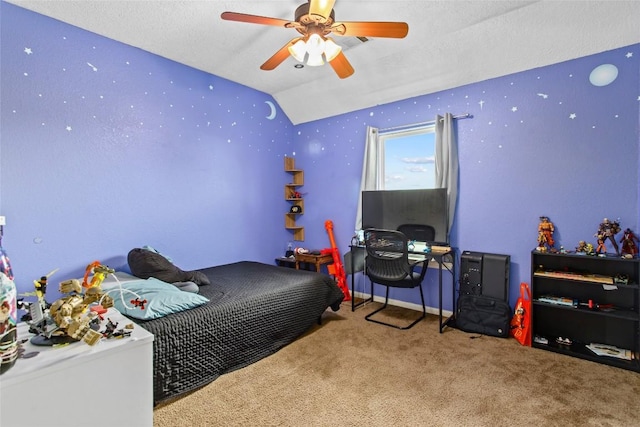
[5,0,640,124]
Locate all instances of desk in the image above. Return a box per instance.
[295,252,334,272]
[349,245,456,333]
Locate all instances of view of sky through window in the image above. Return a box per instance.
[383,130,435,190]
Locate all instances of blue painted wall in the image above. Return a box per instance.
[295,44,639,309]
[1,3,295,299]
[2,3,638,311]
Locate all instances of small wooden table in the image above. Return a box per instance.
[295,252,334,272]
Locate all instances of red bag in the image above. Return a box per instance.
[510,282,532,346]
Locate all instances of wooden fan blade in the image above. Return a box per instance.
[331,21,409,38]
[260,38,300,71]
[329,51,355,79]
[309,0,336,20]
[221,11,292,28]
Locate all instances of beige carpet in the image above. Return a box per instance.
[154,302,640,426]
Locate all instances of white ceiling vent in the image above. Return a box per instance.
[339,36,370,51]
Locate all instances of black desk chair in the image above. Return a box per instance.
[397,224,436,243]
[363,228,428,329]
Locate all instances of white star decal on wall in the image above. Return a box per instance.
[24,47,33,55]
[569,113,576,119]
[511,107,518,112]
[625,52,633,58]
[66,126,72,131]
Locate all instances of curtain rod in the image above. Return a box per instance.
[378,113,471,133]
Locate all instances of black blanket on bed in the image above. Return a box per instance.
[131,261,344,404]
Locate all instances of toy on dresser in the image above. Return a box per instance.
[0,225,18,375]
[0,272,18,374]
[19,262,143,347]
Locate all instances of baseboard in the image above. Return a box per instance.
[352,291,453,318]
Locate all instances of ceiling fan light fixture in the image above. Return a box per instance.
[305,33,325,57]
[222,2,407,79]
[306,52,325,66]
[288,39,307,62]
[323,37,341,62]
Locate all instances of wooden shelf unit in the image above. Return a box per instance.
[284,156,304,241]
[531,250,640,372]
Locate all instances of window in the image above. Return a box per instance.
[379,125,435,190]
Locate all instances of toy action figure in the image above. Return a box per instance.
[537,216,555,252]
[595,218,621,255]
[576,240,594,255]
[620,228,638,258]
[23,262,141,347]
[595,237,606,256]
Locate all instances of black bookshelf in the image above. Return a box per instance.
[531,251,640,372]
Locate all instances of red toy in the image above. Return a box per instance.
[620,228,639,257]
[130,298,147,310]
[288,190,302,199]
[324,220,351,301]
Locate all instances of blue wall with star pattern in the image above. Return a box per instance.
[1,2,638,310]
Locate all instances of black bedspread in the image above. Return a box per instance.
[133,261,344,404]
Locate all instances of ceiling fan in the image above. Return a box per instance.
[221,0,409,79]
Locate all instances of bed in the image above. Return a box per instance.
[102,260,344,405]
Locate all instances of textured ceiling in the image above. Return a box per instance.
[6,0,640,124]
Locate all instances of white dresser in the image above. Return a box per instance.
[0,308,154,427]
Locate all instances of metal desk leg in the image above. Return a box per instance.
[439,254,456,333]
[351,256,355,311]
[438,260,443,332]
[349,246,372,311]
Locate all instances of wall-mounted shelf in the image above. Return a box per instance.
[284,156,304,241]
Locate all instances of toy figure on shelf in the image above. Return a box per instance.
[595,218,621,255]
[575,240,594,255]
[620,228,639,258]
[595,237,606,256]
[288,189,302,199]
[536,216,556,252]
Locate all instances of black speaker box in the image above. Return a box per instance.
[460,251,510,302]
[459,251,482,296]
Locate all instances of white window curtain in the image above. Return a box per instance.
[355,115,458,236]
[435,113,458,235]
[355,126,380,230]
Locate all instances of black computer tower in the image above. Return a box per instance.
[460,251,510,301]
